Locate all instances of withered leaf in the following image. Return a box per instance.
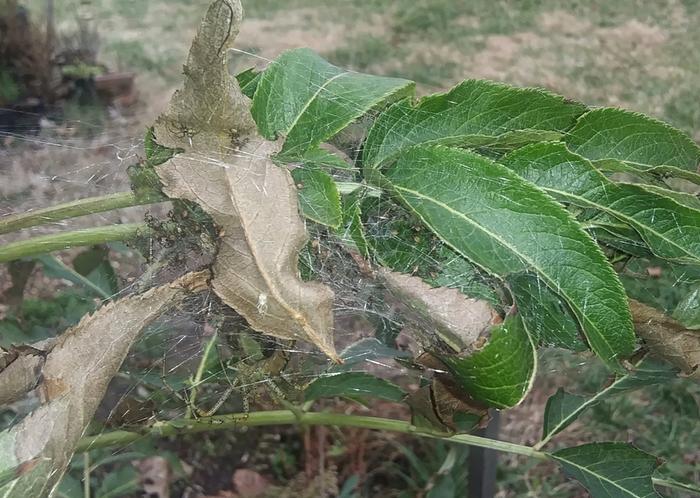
[0,271,208,498]
[153,0,338,360]
[631,299,700,380]
[406,373,488,434]
[0,348,44,406]
[378,268,497,352]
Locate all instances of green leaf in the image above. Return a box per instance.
[673,288,700,329]
[299,147,354,170]
[542,390,586,439]
[304,372,405,402]
[363,79,585,168]
[539,357,677,446]
[236,67,260,98]
[638,184,700,210]
[440,314,536,408]
[551,442,661,498]
[251,48,413,161]
[55,474,83,498]
[291,168,342,228]
[336,192,369,258]
[73,246,119,296]
[381,145,635,369]
[502,142,700,265]
[508,273,586,351]
[95,465,140,498]
[37,254,112,299]
[590,225,654,259]
[144,127,179,166]
[566,108,700,184]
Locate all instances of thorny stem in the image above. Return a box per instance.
[76,409,546,460]
[0,223,150,263]
[0,191,162,236]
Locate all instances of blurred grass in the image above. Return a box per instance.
[23,0,700,139]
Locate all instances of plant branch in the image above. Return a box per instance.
[76,410,547,460]
[0,191,163,236]
[0,223,150,263]
[75,410,696,495]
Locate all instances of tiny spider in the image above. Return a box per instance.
[256,293,268,314]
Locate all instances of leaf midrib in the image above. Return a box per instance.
[227,167,325,348]
[540,185,700,264]
[368,129,558,168]
[282,71,349,141]
[553,453,652,498]
[391,183,619,362]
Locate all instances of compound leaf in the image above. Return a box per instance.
[251,48,413,162]
[363,79,585,168]
[381,145,635,370]
[551,442,661,498]
[502,142,700,265]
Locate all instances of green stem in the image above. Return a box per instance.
[0,223,149,263]
[83,453,91,498]
[0,191,162,236]
[186,331,219,419]
[76,410,546,461]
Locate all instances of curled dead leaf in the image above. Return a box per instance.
[378,268,497,352]
[0,347,44,406]
[0,271,209,497]
[153,0,338,360]
[631,299,700,380]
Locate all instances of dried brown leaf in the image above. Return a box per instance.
[378,269,496,352]
[0,271,209,497]
[153,0,337,360]
[0,348,43,406]
[631,299,700,380]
